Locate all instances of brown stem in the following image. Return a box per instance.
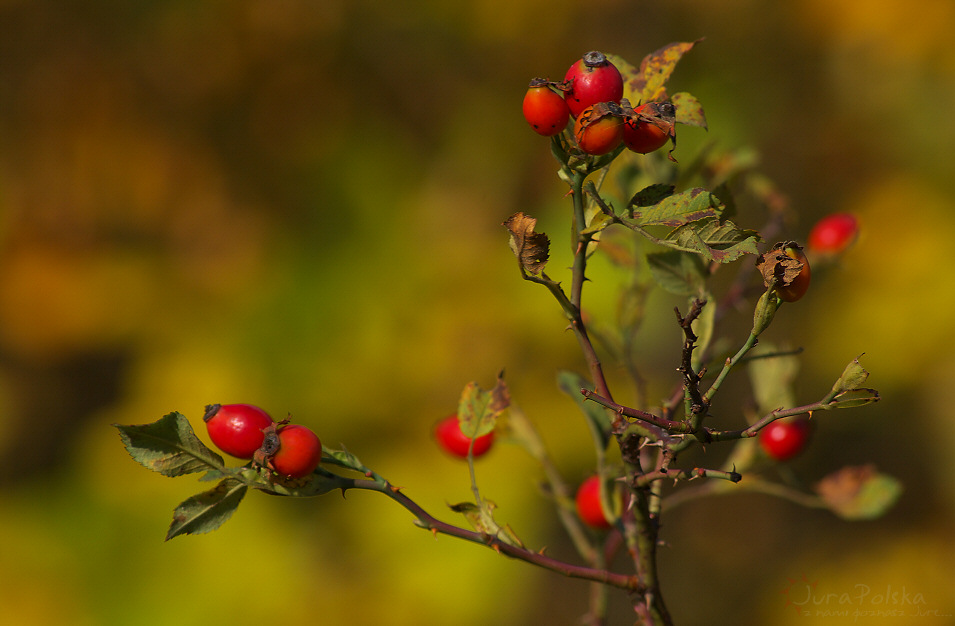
[580,388,688,436]
[674,300,710,432]
[345,476,644,592]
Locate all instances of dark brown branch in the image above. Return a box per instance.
[580,388,689,436]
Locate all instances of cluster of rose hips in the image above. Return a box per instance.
[522,50,675,156]
[203,403,322,478]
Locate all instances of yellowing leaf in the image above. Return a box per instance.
[815,465,902,520]
[458,372,510,438]
[612,40,704,104]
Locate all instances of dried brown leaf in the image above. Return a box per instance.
[756,241,804,289]
[503,212,550,275]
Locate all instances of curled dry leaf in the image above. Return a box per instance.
[503,212,550,275]
[756,241,805,289]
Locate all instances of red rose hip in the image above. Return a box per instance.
[523,79,570,136]
[758,416,812,461]
[808,213,859,256]
[563,51,624,118]
[573,102,624,155]
[203,403,273,459]
[269,424,322,478]
[575,475,613,529]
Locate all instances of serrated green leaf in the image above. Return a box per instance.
[557,370,612,450]
[646,251,707,296]
[628,187,723,227]
[114,412,223,477]
[671,91,707,129]
[815,465,902,520]
[458,373,510,439]
[629,184,675,213]
[166,479,247,540]
[667,217,760,263]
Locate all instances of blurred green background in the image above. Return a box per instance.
[1,1,953,624]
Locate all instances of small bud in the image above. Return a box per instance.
[752,287,781,336]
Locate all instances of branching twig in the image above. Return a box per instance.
[580,388,688,437]
[632,466,742,490]
[340,476,645,592]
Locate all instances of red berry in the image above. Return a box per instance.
[758,416,812,461]
[269,424,322,478]
[808,213,859,256]
[203,403,273,459]
[563,51,624,118]
[575,475,613,529]
[523,79,570,136]
[774,245,811,302]
[434,414,494,458]
[623,104,671,154]
[573,102,624,155]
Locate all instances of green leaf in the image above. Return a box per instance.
[621,188,759,262]
[628,187,723,227]
[458,372,510,439]
[581,208,614,236]
[646,251,707,296]
[815,465,902,520]
[557,370,612,450]
[830,355,870,395]
[321,446,369,474]
[824,356,879,407]
[256,467,348,498]
[166,479,247,540]
[610,40,703,104]
[114,412,223,477]
[629,183,675,213]
[667,217,760,263]
[671,91,708,129]
[827,388,881,408]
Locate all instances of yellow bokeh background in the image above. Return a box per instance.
[1,1,953,624]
